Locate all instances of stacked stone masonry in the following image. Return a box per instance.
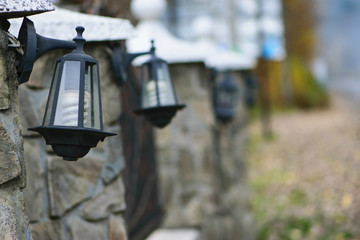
[0,27,32,240]
[0,21,254,239]
[157,64,255,240]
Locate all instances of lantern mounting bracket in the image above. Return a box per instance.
[17,17,76,85]
[111,40,156,86]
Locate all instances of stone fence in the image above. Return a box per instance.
[157,64,255,240]
[0,28,253,239]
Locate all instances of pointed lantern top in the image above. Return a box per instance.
[0,0,54,19]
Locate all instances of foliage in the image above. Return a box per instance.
[290,56,329,109]
[257,215,355,240]
[253,0,329,111]
[255,57,329,112]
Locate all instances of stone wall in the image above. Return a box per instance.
[157,63,255,240]
[9,35,254,240]
[19,44,127,240]
[0,23,32,239]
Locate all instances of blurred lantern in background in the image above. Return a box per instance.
[213,71,239,123]
[135,41,186,128]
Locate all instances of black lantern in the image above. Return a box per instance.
[213,71,238,123]
[111,40,185,128]
[134,43,185,128]
[29,26,115,161]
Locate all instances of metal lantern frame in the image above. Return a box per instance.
[134,44,185,128]
[29,26,115,161]
[212,70,239,123]
[112,40,185,128]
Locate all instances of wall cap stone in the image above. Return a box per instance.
[0,1,54,19]
[9,7,134,42]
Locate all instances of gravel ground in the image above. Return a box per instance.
[248,97,360,240]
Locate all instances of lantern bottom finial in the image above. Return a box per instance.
[215,108,235,124]
[135,104,186,128]
[52,144,92,161]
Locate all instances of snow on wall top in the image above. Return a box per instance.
[9,7,134,42]
[0,0,54,19]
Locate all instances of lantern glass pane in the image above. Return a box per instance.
[141,63,153,108]
[83,63,101,130]
[217,89,234,110]
[43,62,60,126]
[53,61,81,127]
[157,62,176,106]
[141,62,176,108]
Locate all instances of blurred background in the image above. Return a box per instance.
[17,0,360,239]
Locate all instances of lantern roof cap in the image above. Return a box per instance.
[62,26,93,61]
[0,0,54,19]
[9,7,134,42]
[219,72,238,90]
[142,40,167,65]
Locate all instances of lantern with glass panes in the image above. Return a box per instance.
[112,40,185,128]
[213,71,239,123]
[134,42,185,128]
[29,26,115,161]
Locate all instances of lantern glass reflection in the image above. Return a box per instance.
[84,62,101,129]
[43,62,60,127]
[141,61,176,108]
[53,61,81,126]
[43,60,101,130]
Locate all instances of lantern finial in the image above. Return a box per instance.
[73,26,86,53]
[150,39,156,53]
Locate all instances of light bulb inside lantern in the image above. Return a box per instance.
[52,61,92,127]
[145,66,176,107]
[54,90,91,126]
[145,80,169,107]
[60,90,79,126]
[83,90,91,126]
